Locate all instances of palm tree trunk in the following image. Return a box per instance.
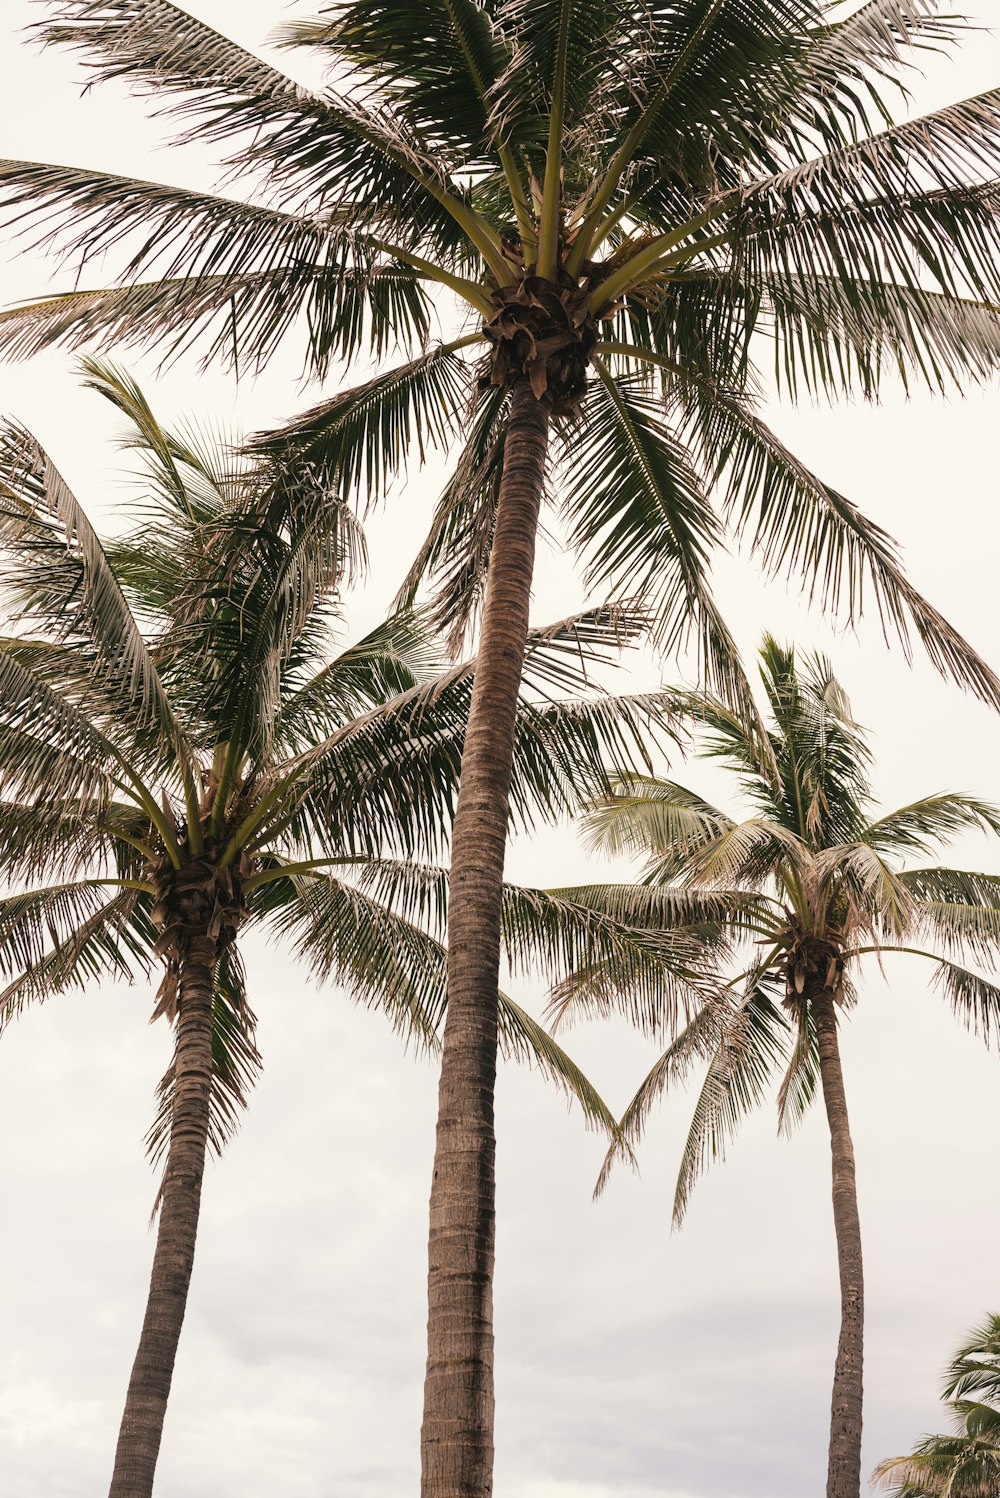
[108,933,219,1498]
[813,989,864,1498]
[420,377,550,1498]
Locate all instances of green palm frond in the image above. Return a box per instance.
[273,611,442,752]
[904,867,1000,964]
[497,995,625,1139]
[866,796,1000,858]
[561,365,760,731]
[263,865,449,1047]
[0,884,155,1029]
[33,0,470,251]
[0,648,130,807]
[251,343,478,510]
[672,972,790,1226]
[579,775,734,867]
[395,384,509,651]
[0,162,432,371]
[945,1314,1000,1404]
[279,0,512,159]
[932,960,1000,1047]
[665,367,1000,712]
[80,357,233,520]
[0,426,193,772]
[146,948,260,1166]
[593,1001,724,1198]
[763,274,1000,399]
[775,1000,818,1136]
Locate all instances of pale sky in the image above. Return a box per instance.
[2,5,1000,1497]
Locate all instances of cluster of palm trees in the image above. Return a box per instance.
[3,3,1000,1497]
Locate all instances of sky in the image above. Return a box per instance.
[1,4,1000,1496]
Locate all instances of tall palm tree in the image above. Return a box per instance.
[4,7,1000,1492]
[0,360,702,1498]
[873,1315,1000,1495]
[554,639,1000,1498]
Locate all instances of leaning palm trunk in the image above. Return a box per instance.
[813,987,864,1498]
[109,930,219,1498]
[421,380,550,1497]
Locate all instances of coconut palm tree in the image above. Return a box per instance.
[4,8,1000,1492]
[0,360,707,1498]
[873,1315,1000,1495]
[553,639,1000,1498]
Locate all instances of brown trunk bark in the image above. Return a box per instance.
[813,988,864,1498]
[420,379,550,1498]
[108,933,219,1498]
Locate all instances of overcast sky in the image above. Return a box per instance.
[2,5,1000,1497]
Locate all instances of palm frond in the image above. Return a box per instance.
[672,375,1000,711]
[774,1000,818,1136]
[579,775,734,867]
[394,384,509,653]
[592,1001,725,1198]
[34,0,466,250]
[0,421,192,770]
[562,362,762,733]
[672,972,790,1227]
[866,795,1000,858]
[932,959,1000,1047]
[146,947,261,1165]
[279,0,512,159]
[0,162,430,372]
[0,884,154,1029]
[903,867,1000,964]
[497,994,626,1139]
[251,344,476,511]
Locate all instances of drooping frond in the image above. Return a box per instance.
[260,865,449,1047]
[394,383,509,652]
[666,365,1000,711]
[251,343,477,510]
[866,795,1000,858]
[0,422,192,772]
[497,994,626,1139]
[931,960,1000,1047]
[593,1001,724,1198]
[672,970,790,1226]
[0,162,431,372]
[146,948,260,1166]
[903,867,1000,965]
[774,999,818,1136]
[561,363,761,729]
[0,883,154,1029]
[579,775,734,869]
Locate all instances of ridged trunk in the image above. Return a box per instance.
[108,932,219,1498]
[420,378,550,1498]
[813,988,864,1498]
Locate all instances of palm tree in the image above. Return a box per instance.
[5,8,1000,1492]
[873,1315,1000,1495]
[554,639,1000,1498]
[0,360,703,1498]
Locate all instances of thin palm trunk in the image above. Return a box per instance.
[813,988,864,1498]
[108,932,219,1498]
[420,378,550,1498]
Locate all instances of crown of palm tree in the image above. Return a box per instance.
[556,637,1000,1215]
[874,1315,1000,1496]
[0,1,998,706]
